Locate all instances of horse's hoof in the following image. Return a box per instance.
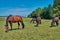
[22,28,24,29]
[50,26,52,27]
[5,31,8,32]
[57,26,58,27]
[18,28,19,29]
[34,25,38,27]
[11,29,12,30]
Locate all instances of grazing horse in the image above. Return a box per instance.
[30,17,41,24]
[5,15,25,32]
[30,17,41,26]
[50,16,59,27]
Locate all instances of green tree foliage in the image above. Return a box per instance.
[28,0,60,19]
[40,5,53,19]
[54,0,60,7]
[53,0,60,18]
[28,5,53,19]
[28,8,41,18]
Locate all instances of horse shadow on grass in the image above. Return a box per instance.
[8,28,22,31]
[50,25,58,28]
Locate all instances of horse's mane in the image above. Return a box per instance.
[7,15,12,19]
[6,15,12,26]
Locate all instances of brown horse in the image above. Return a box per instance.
[50,16,59,27]
[30,17,41,27]
[5,15,25,32]
[30,17,41,24]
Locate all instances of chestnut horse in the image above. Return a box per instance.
[5,15,25,32]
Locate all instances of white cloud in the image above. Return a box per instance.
[0,8,32,16]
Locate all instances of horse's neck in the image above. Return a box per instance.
[8,15,12,18]
[6,15,12,25]
[54,17,59,20]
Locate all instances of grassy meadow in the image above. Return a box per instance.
[0,17,60,40]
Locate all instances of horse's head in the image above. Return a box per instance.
[4,25,8,32]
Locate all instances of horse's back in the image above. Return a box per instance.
[37,17,41,21]
[54,17,59,22]
[32,17,41,21]
[32,18,36,21]
[8,16,23,22]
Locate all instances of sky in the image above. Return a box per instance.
[0,0,53,16]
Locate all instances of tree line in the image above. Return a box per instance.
[28,0,60,19]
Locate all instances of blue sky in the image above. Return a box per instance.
[0,0,53,16]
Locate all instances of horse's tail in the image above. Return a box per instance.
[20,16,25,29]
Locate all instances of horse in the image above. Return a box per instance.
[5,15,25,32]
[50,16,59,27]
[30,17,41,27]
[30,17,41,24]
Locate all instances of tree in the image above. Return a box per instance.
[40,5,53,19]
[54,0,60,7]
[27,8,41,18]
[53,0,60,18]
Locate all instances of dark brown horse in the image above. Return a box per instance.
[5,15,25,32]
[50,16,59,27]
[30,17,41,24]
[30,17,41,27]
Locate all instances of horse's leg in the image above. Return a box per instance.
[50,22,54,27]
[18,22,20,29]
[39,20,41,24]
[40,21,41,24]
[56,21,59,27]
[10,22,12,30]
[33,21,34,23]
[35,20,39,27]
[30,20,32,23]
[21,21,25,29]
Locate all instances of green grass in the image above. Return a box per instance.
[0,17,60,40]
